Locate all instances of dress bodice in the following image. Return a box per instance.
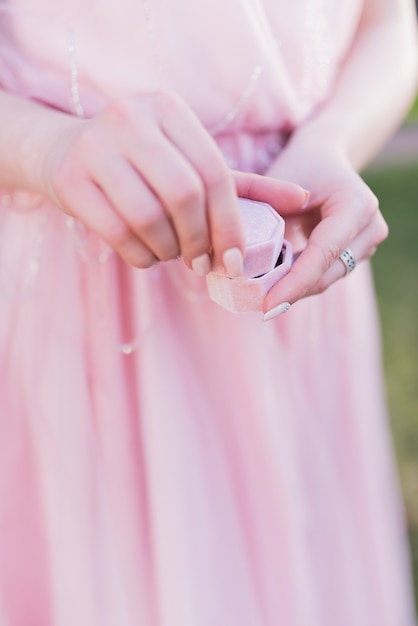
[0,0,364,133]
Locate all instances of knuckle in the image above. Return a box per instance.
[118,238,156,268]
[137,210,164,234]
[62,128,105,172]
[170,178,204,208]
[202,158,230,188]
[105,223,132,249]
[126,253,155,269]
[312,241,341,271]
[105,92,186,128]
[361,188,379,223]
[75,125,102,154]
[158,243,180,262]
[151,89,184,116]
[367,214,389,251]
[105,97,137,125]
[375,215,389,243]
[131,255,156,269]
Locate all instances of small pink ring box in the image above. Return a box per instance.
[206,198,293,313]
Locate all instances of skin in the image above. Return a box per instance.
[0,90,307,274]
[262,0,418,315]
[0,0,416,312]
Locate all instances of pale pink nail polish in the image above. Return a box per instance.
[191,253,211,277]
[223,247,244,278]
[301,191,310,209]
[263,302,291,322]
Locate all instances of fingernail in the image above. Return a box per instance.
[191,252,211,276]
[223,247,244,278]
[263,302,291,322]
[301,191,310,209]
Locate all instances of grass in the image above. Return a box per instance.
[407,98,418,122]
[363,159,418,609]
[406,89,418,121]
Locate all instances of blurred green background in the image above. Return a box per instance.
[364,98,418,608]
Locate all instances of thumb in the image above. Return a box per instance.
[232,170,309,216]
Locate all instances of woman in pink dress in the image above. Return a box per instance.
[0,0,417,624]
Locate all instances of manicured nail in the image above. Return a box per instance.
[301,191,310,209]
[223,247,244,278]
[191,253,211,276]
[263,302,291,321]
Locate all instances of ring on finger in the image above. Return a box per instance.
[339,248,356,275]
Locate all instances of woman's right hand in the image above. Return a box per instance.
[43,91,247,275]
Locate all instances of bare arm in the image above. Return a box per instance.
[263,0,418,319]
[296,0,418,171]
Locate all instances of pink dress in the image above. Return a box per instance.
[0,1,415,624]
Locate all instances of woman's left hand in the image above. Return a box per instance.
[261,138,389,320]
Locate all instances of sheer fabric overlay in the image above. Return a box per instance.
[0,1,416,625]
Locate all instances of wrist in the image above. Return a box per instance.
[285,118,350,165]
[0,90,82,197]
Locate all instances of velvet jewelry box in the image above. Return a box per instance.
[206,198,293,313]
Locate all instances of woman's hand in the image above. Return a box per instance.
[262,137,389,320]
[44,91,249,275]
[257,0,417,320]
[42,91,309,277]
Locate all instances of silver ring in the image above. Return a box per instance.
[339,248,356,274]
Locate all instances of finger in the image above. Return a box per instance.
[156,96,245,273]
[232,170,309,214]
[126,124,212,266]
[310,211,388,294]
[90,155,180,261]
[62,177,158,268]
[262,201,369,313]
[264,216,352,309]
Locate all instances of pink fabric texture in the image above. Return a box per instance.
[0,1,416,625]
